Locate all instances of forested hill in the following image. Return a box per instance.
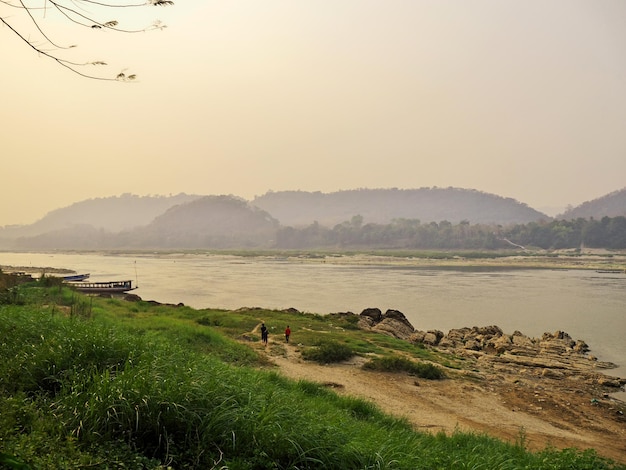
[8,196,279,250]
[252,188,548,227]
[0,193,202,239]
[2,190,626,251]
[128,196,279,249]
[558,188,626,220]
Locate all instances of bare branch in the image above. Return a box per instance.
[17,0,67,49]
[1,16,115,80]
[1,0,174,79]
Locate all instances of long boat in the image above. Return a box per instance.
[62,273,90,282]
[70,280,136,294]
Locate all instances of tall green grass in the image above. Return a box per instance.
[1,286,625,469]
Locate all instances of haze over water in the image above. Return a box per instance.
[3,251,625,385]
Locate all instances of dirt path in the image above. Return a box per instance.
[251,328,626,464]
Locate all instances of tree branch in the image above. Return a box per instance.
[1,0,173,80]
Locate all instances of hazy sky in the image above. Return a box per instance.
[3,0,625,225]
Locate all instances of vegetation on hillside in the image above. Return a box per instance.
[558,188,626,220]
[276,216,626,250]
[1,188,625,251]
[1,275,624,469]
[252,188,547,226]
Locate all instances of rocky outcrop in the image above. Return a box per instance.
[355,308,625,392]
[410,327,596,361]
[358,308,414,339]
[410,325,625,390]
[360,307,383,323]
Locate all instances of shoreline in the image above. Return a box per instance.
[3,249,626,272]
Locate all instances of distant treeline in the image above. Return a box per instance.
[275,216,626,250]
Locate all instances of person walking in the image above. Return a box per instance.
[260,323,268,345]
[285,325,291,343]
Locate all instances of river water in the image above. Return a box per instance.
[2,251,625,384]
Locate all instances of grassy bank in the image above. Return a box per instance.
[1,280,624,469]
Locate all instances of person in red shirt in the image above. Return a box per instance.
[285,325,291,343]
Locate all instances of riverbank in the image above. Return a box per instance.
[284,249,626,271]
[253,322,626,464]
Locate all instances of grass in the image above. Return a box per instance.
[1,279,625,469]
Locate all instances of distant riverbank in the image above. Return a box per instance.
[5,248,626,273]
[283,250,626,271]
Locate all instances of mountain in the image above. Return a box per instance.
[128,196,279,249]
[0,193,202,239]
[9,196,279,250]
[557,188,626,220]
[4,187,625,251]
[252,188,549,227]
[0,188,553,250]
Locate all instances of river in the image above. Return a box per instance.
[2,251,625,385]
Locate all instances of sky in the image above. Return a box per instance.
[2,0,626,226]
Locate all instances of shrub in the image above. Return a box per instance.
[362,355,445,379]
[301,339,354,364]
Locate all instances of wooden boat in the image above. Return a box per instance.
[62,273,90,282]
[70,280,136,294]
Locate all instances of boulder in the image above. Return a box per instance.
[358,308,416,339]
[423,330,444,346]
[574,340,590,353]
[512,331,535,348]
[382,309,414,331]
[474,325,504,337]
[360,307,382,322]
[408,331,426,343]
[487,335,512,354]
[282,307,301,314]
[372,318,415,340]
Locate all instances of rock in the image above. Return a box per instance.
[464,339,481,351]
[360,307,382,322]
[447,328,471,346]
[124,293,142,302]
[282,307,301,314]
[574,340,590,353]
[437,337,457,349]
[474,325,504,337]
[358,308,416,339]
[512,332,535,348]
[372,318,414,340]
[541,368,565,379]
[358,316,376,329]
[408,331,426,343]
[596,377,626,388]
[423,330,444,346]
[382,309,414,331]
[487,335,512,354]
